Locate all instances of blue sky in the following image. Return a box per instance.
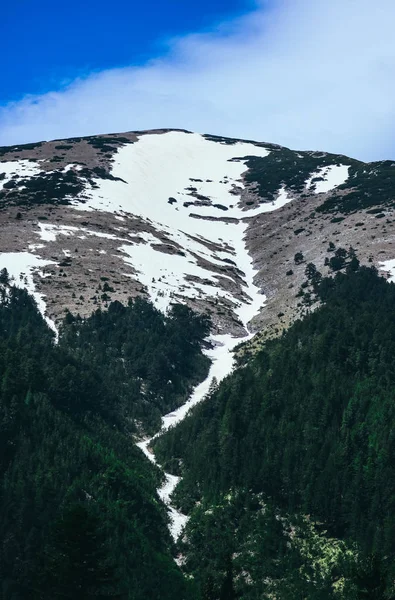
[1,0,252,103]
[1,0,395,161]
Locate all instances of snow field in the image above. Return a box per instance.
[74,132,292,320]
[305,164,350,193]
[2,132,298,542]
[125,132,295,541]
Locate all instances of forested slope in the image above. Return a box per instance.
[2,265,395,599]
[0,286,209,599]
[155,267,395,598]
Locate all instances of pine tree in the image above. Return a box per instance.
[219,556,235,600]
[36,504,122,599]
[202,573,216,600]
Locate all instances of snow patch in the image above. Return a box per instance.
[379,259,395,282]
[306,164,349,194]
[161,333,239,431]
[136,331,246,542]
[37,222,128,243]
[0,252,57,337]
[120,237,238,313]
[0,159,42,188]
[63,163,83,172]
[72,132,271,219]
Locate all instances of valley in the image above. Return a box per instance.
[0,129,395,599]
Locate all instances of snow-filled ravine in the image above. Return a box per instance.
[136,332,246,541]
[0,252,58,337]
[126,133,294,542]
[3,131,348,541]
[109,134,252,539]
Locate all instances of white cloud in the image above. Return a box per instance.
[1,0,395,160]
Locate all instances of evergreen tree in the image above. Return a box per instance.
[219,557,235,600]
[36,504,122,599]
[202,574,216,600]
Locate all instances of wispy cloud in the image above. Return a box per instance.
[1,0,395,160]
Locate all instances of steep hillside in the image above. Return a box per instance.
[155,267,395,598]
[1,129,395,599]
[0,285,212,599]
[2,129,395,345]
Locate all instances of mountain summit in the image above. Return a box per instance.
[1,129,395,599]
[1,128,394,340]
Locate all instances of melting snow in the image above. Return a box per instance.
[0,252,57,337]
[37,222,128,243]
[379,259,395,282]
[306,164,349,194]
[71,131,291,318]
[0,160,42,188]
[127,132,296,542]
[120,235,238,313]
[137,331,251,542]
[161,333,241,431]
[3,133,296,542]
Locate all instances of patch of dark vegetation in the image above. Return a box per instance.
[155,266,395,599]
[0,164,126,208]
[0,141,44,156]
[3,180,17,190]
[183,199,211,208]
[0,170,86,207]
[324,246,360,273]
[194,194,211,202]
[203,133,277,150]
[85,135,133,153]
[317,160,395,214]
[366,207,385,214]
[244,146,358,201]
[0,288,207,599]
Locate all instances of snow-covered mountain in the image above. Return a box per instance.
[1,128,395,342]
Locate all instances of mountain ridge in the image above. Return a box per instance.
[1,128,395,598]
[2,128,395,345]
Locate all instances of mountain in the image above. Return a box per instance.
[0,287,209,599]
[2,128,395,343]
[155,266,395,598]
[1,129,395,599]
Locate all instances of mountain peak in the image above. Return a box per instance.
[0,129,394,342]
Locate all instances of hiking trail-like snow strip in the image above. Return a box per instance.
[129,133,294,542]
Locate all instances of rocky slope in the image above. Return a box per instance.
[1,128,395,341]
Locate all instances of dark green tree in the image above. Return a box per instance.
[36,504,121,599]
[202,574,216,600]
[219,556,235,600]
